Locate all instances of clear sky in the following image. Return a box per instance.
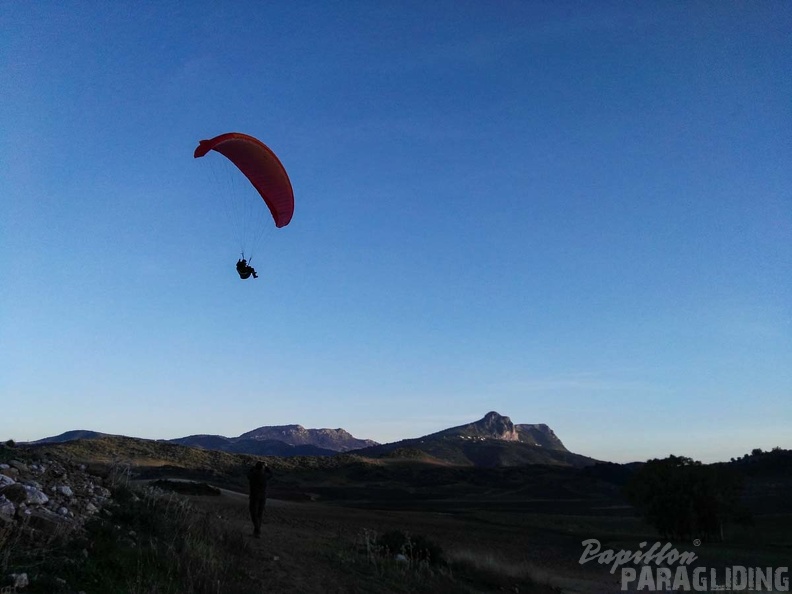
[2,2,789,463]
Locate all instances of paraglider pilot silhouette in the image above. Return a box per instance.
[194,132,294,282]
[236,258,258,279]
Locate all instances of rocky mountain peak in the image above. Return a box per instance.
[425,412,568,450]
[433,411,520,442]
[475,411,519,441]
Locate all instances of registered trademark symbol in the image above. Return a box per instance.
[693,539,701,546]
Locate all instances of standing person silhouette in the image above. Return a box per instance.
[247,461,272,537]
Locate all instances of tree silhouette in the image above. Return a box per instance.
[624,455,747,541]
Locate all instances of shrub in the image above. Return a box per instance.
[376,530,445,565]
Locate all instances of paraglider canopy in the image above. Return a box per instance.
[194,132,294,228]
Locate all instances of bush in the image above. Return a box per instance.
[376,530,445,565]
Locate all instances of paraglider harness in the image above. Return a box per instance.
[236,255,258,279]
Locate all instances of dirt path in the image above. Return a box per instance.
[135,477,294,506]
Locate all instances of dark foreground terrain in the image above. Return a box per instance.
[2,439,789,593]
[174,484,792,594]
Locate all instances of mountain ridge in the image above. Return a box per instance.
[237,424,377,451]
[353,412,594,467]
[29,412,589,467]
[33,426,377,457]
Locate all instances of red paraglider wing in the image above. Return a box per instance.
[194,132,294,228]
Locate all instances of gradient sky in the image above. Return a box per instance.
[2,2,790,463]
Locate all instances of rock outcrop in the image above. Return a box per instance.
[516,423,568,451]
[0,455,114,534]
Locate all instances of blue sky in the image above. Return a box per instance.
[2,2,789,463]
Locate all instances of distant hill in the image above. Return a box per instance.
[31,424,377,458]
[167,434,234,450]
[32,430,110,444]
[238,425,378,452]
[355,411,596,468]
[167,425,377,456]
[169,435,339,457]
